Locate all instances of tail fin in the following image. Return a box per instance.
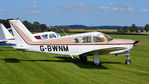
[9,19,37,44]
[0,23,14,41]
[9,19,38,49]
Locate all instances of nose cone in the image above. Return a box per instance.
[134,41,139,45]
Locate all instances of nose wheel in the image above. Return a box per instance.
[125,59,131,64]
[125,55,131,64]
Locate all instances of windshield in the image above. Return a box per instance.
[93,35,105,42]
[104,34,113,41]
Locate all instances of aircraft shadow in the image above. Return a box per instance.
[55,57,108,69]
[0,57,121,69]
[0,47,18,51]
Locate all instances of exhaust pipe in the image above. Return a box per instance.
[134,41,139,45]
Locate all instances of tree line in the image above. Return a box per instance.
[0,19,70,33]
[117,24,149,33]
[0,19,48,32]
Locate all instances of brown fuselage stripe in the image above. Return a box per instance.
[29,43,134,45]
[8,38,15,40]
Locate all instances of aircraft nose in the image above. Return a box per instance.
[134,41,139,45]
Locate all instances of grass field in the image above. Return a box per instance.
[0,34,149,84]
[69,29,149,35]
[69,29,117,33]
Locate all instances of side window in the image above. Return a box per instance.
[72,38,79,43]
[81,36,91,43]
[49,34,53,38]
[52,34,57,38]
[56,33,61,37]
[41,34,48,39]
[93,35,105,42]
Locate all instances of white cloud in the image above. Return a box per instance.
[58,2,149,14]
[26,10,40,14]
[141,8,149,13]
[112,7,125,11]
[108,2,114,6]
[58,2,135,13]
[28,1,38,8]
[107,3,134,12]
[111,7,135,12]
[122,3,133,7]
[0,9,4,14]
[58,2,88,11]
[127,8,134,12]
[21,1,59,15]
[21,1,40,14]
[97,6,109,11]
[43,8,59,15]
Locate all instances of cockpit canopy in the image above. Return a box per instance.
[71,32,113,43]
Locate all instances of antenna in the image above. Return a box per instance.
[59,27,68,36]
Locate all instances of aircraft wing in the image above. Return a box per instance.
[79,47,127,56]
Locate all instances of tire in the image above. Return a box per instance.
[79,55,87,62]
[125,59,131,64]
[95,62,101,66]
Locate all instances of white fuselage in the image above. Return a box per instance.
[10,19,136,56]
[19,43,133,56]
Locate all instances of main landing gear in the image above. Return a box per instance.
[93,51,101,66]
[79,55,87,62]
[79,51,132,65]
[79,51,101,66]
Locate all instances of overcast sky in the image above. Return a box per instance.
[0,0,149,26]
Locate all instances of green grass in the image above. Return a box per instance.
[0,35,149,84]
[69,29,117,33]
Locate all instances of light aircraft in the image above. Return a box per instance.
[9,19,139,65]
[0,23,15,44]
[0,23,61,45]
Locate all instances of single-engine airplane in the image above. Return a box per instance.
[9,19,139,65]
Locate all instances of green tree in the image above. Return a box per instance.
[0,18,14,28]
[117,27,124,32]
[23,21,34,32]
[92,27,97,30]
[33,21,41,32]
[40,24,47,32]
[130,24,138,32]
[63,27,70,33]
[141,29,144,32]
[144,24,149,32]
[123,26,129,32]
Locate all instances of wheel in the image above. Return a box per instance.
[79,55,87,62]
[125,59,131,64]
[95,62,101,66]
